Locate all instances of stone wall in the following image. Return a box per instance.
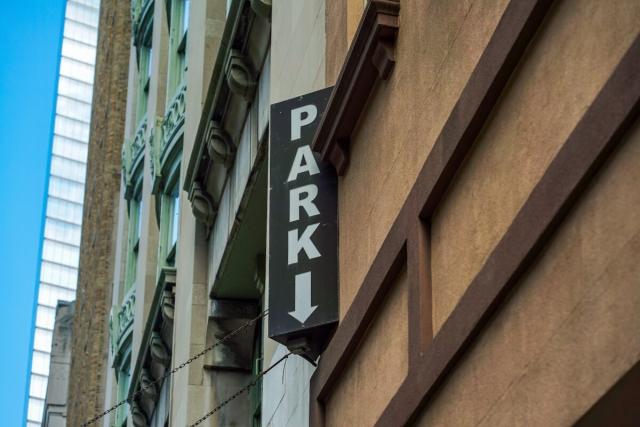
[66,1,131,425]
[319,0,640,425]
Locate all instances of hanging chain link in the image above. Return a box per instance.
[80,310,269,427]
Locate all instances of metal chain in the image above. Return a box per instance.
[189,352,292,427]
[80,310,269,427]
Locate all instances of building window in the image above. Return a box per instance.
[169,183,180,250]
[115,355,132,427]
[29,374,48,400]
[182,0,190,35]
[161,160,181,265]
[136,38,153,125]
[125,189,143,290]
[167,0,189,103]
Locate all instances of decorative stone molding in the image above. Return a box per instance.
[131,400,148,427]
[311,0,400,175]
[150,331,171,368]
[123,118,148,199]
[116,288,136,345]
[127,268,176,417]
[162,84,186,152]
[184,0,270,236]
[139,368,159,417]
[225,50,256,102]
[250,0,271,19]
[131,0,142,32]
[133,0,154,46]
[161,288,175,323]
[148,117,164,194]
[206,120,235,169]
[148,118,160,179]
[140,369,158,400]
[189,181,216,227]
[110,288,136,368]
[132,118,147,162]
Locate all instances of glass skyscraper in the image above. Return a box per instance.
[26,0,100,425]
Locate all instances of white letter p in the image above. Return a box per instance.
[291,104,318,141]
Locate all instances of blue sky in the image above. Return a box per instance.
[0,0,66,424]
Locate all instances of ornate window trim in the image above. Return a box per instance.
[149,88,184,198]
[110,286,136,365]
[132,0,154,48]
[127,267,176,425]
[123,117,148,200]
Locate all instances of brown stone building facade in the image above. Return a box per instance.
[66,0,131,425]
[72,0,640,426]
[309,0,640,425]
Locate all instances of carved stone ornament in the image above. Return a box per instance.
[130,0,141,33]
[116,289,136,344]
[225,50,256,101]
[161,289,175,323]
[250,0,271,19]
[139,368,158,417]
[140,369,159,402]
[131,400,148,427]
[124,118,148,199]
[162,85,186,150]
[206,121,235,169]
[132,0,153,47]
[148,117,163,182]
[150,331,171,368]
[189,181,216,227]
[132,118,148,164]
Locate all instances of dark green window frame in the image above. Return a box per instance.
[166,0,189,103]
[159,155,181,267]
[125,184,143,291]
[136,29,153,126]
[115,348,132,427]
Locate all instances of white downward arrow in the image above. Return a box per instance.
[288,272,318,324]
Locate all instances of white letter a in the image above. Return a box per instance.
[287,145,320,182]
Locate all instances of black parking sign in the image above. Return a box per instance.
[268,87,338,359]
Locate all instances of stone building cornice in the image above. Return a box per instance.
[311,0,400,175]
[183,0,271,228]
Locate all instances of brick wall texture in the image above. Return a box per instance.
[66,0,131,425]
